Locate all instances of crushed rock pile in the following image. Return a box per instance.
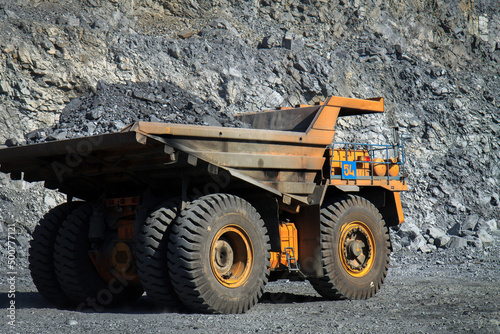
[25,80,249,143]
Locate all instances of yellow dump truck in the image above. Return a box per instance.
[0,96,408,313]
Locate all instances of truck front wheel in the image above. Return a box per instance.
[167,194,270,314]
[309,195,390,300]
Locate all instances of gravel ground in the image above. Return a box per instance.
[1,237,499,334]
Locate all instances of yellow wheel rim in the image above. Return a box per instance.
[210,224,253,288]
[339,221,375,277]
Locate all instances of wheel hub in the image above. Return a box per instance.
[210,224,254,288]
[339,222,375,277]
[347,239,363,257]
[213,238,234,277]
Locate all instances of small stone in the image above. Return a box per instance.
[479,219,497,232]
[397,222,421,240]
[92,19,109,30]
[149,115,161,123]
[432,68,446,77]
[17,47,33,65]
[168,43,181,59]
[194,106,205,115]
[364,55,382,63]
[59,82,73,91]
[294,59,308,72]
[44,194,58,208]
[83,123,96,134]
[3,45,15,54]
[283,31,293,50]
[41,39,54,50]
[394,44,403,57]
[178,29,195,39]
[50,130,68,141]
[447,223,461,236]
[111,120,126,130]
[434,234,450,248]
[412,234,427,251]
[67,319,78,326]
[408,119,421,127]
[477,230,495,247]
[427,227,445,239]
[114,54,130,70]
[86,106,103,120]
[446,236,467,249]
[26,129,44,141]
[66,14,80,27]
[164,114,176,121]
[0,80,11,94]
[463,214,480,231]
[19,85,30,95]
[491,194,499,207]
[260,35,280,49]
[202,115,222,127]
[418,243,433,253]
[465,236,483,248]
[462,230,475,237]
[15,234,29,249]
[61,98,82,117]
[5,138,19,147]
[4,10,18,19]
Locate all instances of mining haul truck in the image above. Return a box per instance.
[0,96,408,314]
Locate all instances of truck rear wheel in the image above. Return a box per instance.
[168,194,270,314]
[136,199,182,309]
[309,195,390,300]
[29,202,81,307]
[54,203,143,309]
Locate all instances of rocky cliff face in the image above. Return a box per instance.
[0,0,499,250]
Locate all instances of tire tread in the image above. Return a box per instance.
[309,195,390,300]
[168,194,270,314]
[29,202,81,307]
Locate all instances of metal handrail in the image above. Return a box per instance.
[330,137,407,184]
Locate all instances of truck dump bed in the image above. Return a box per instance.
[0,96,385,201]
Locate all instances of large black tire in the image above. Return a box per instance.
[54,203,143,310]
[309,195,390,300]
[168,194,270,314]
[28,202,81,307]
[136,199,182,309]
